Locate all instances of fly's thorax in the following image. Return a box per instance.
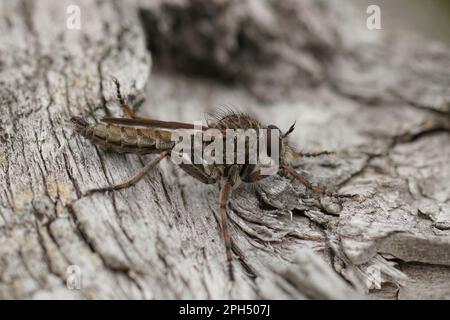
[209,112,262,131]
[169,111,288,174]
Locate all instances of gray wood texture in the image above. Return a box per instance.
[0,0,449,299]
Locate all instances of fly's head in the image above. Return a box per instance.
[261,121,296,171]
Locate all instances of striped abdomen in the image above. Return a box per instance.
[70,117,175,155]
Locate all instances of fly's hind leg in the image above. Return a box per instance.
[84,151,168,196]
[112,77,136,118]
[219,179,235,281]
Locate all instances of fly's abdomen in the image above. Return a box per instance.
[70,117,175,154]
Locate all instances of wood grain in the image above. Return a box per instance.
[0,0,449,299]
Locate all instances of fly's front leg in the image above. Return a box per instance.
[219,179,235,281]
[292,150,334,158]
[280,165,360,200]
[291,150,335,169]
[84,151,169,196]
[245,169,267,183]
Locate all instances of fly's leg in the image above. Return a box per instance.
[112,78,149,120]
[280,165,359,200]
[84,151,168,196]
[246,170,266,183]
[112,77,135,118]
[291,151,335,169]
[219,179,235,281]
[292,150,334,158]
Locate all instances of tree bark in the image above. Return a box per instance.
[1,0,450,299]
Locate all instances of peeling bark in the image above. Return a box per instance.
[1,0,450,299]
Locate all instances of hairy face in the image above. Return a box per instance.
[265,122,296,166]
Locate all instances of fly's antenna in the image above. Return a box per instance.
[283,121,296,138]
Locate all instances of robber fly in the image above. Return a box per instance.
[70,79,358,281]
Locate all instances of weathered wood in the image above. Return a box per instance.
[1,0,450,299]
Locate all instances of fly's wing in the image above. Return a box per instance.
[102,117,211,131]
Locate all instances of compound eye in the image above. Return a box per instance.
[265,125,282,157]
